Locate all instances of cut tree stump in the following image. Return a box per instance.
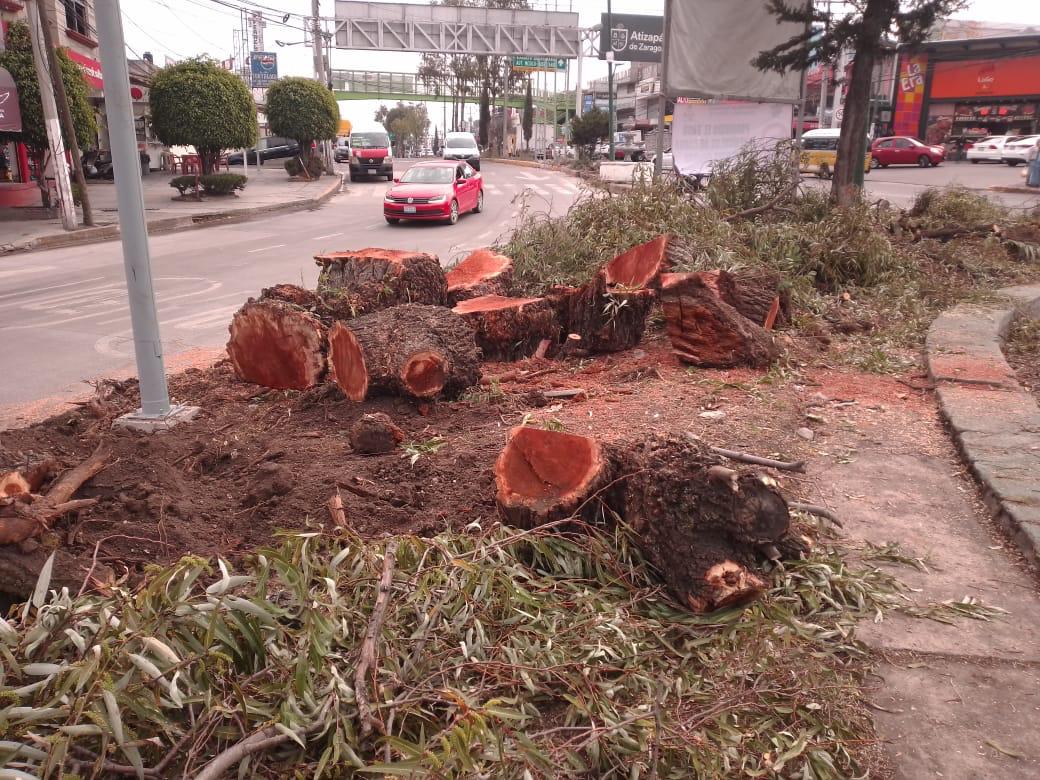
[659,273,779,368]
[698,269,791,329]
[349,413,405,454]
[315,248,447,313]
[548,274,655,353]
[227,300,327,390]
[495,426,614,529]
[452,295,560,360]
[603,234,673,288]
[446,249,514,305]
[328,304,481,401]
[494,429,796,613]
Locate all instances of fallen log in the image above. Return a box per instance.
[315,248,447,312]
[0,445,108,546]
[494,428,795,613]
[227,299,327,390]
[1,471,30,497]
[548,274,655,354]
[659,273,778,368]
[446,249,514,304]
[328,304,481,401]
[0,544,112,602]
[602,234,673,288]
[452,295,560,360]
[349,412,405,454]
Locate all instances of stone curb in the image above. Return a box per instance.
[0,174,343,258]
[926,284,1040,569]
[989,185,1040,195]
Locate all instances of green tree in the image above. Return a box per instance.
[0,21,96,205]
[376,102,430,157]
[149,59,256,175]
[522,78,533,151]
[569,108,608,160]
[432,126,441,155]
[266,76,339,169]
[754,0,963,205]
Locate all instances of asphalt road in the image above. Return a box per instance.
[0,161,584,424]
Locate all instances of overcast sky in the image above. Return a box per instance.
[121,0,1040,133]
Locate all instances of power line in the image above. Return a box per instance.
[154,0,232,55]
[121,8,187,60]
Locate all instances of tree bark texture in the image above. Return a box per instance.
[446,249,514,305]
[227,300,327,390]
[452,295,560,360]
[548,274,655,354]
[494,428,795,613]
[699,269,791,329]
[315,248,448,313]
[349,413,405,454]
[659,273,779,368]
[328,304,481,401]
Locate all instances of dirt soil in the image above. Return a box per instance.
[1004,316,1040,404]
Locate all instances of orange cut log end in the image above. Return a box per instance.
[227,301,326,390]
[495,426,608,528]
[401,351,448,399]
[602,234,674,288]
[446,249,514,302]
[328,321,370,402]
[0,472,31,498]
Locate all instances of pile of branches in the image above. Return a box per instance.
[0,524,995,779]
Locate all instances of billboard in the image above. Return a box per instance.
[672,101,792,174]
[931,55,1040,99]
[249,51,278,88]
[512,56,567,73]
[599,13,662,63]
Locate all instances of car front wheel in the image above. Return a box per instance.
[385,217,399,224]
[970,159,979,164]
[1006,160,1020,166]
[474,190,484,213]
[447,199,459,225]
[869,156,881,169]
[917,155,931,168]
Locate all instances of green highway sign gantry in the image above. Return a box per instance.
[511,56,567,72]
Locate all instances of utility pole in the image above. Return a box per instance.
[96,0,195,428]
[33,0,94,226]
[25,0,75,229]
[311,0,334,171]
[654,0,670,177]
[818,0,832,127]
[606,0,615,160]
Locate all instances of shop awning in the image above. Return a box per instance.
[0,67,21,133]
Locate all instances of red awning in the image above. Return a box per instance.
[0,67,21,133]
[65,48,103,90]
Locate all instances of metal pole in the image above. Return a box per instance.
[95,0,171,418]
[607,0,615,159]
[654,0,670,178]
[575,40,584,117]
[25,0,75,229]
[34,0,94,226]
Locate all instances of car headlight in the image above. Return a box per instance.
[427,195,446,204]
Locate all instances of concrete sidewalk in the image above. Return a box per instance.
[0,167,343,256]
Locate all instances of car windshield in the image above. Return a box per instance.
[446,137,475,149]
[401,167,455,184]
[351,132,389,149]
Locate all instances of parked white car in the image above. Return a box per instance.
[967,135,1018,163]
[1001,135,1040,166]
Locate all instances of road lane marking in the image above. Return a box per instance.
[93,290,251,326]
[0,276,106,303]
[312,232,343,240]
[246,244,286,254]
[0,265,57,280]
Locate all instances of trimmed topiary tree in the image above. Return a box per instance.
[0,21,96,206]
[149,59,257,175]
[265,77,339,173]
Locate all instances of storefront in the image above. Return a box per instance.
[893,35,1040,146]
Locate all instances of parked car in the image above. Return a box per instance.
[334,137,351,163]
[800,128,872,177]
[227,136,299,166]
[870,136,945,168]
[383,160,483,225]
[966,135,1027,164]
[349,124,394,181]
[1001,135,1040,166]
[442,132,481,170]
[648,148,674,171]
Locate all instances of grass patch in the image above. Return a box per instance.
[0,525,1002,778]
[908,186,1006,230]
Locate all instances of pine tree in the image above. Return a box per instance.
[522,78,534,152]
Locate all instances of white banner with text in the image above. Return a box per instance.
[672,101,793,175]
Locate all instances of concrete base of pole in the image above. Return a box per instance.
[114,403,201,434]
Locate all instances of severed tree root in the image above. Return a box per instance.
[355,539,400,739]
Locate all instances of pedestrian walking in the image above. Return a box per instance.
[1027,138,1040,188]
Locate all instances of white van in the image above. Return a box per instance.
[443,132,480,170]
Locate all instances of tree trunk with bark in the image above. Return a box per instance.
[659,273,779,368]
[349,413,406,454]
[452,295,560,360]
[697,269,790,329]
[315,248,448,314]
[548,274,655,354]
[494,428,797,613]
[446,249,514,305]
[227,300,328,390]
[328,304,481,401]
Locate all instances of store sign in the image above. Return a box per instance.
[599,13,663,63]
[512,56,567,73]
[932,55,1040,99]
[66,49,103,90]
[249,51,278,88]
[0,67,21,133]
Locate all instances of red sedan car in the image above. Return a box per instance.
[383,161,484,225]
[870,136,945,168]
